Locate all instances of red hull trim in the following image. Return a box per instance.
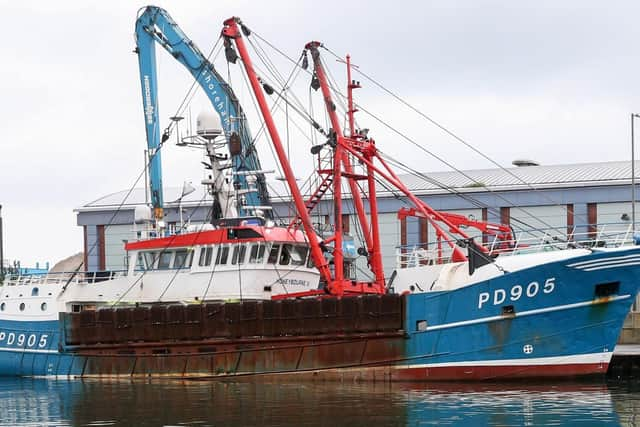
[391,362,610,381]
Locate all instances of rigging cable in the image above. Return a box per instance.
[320,45,591,229]
[249,31,568,239]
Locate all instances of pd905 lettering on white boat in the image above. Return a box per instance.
[478,278,555,309]
[0,331,49,349]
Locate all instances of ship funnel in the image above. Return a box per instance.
[196,110,223,140]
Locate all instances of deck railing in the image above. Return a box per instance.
[1,270,127,287]
[396,223,637,269]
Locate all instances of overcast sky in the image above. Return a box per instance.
[1,0,640,267]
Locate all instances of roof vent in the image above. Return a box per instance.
[512,159,540,167]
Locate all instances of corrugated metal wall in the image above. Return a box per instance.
[596,202,636,239]
[104,225,137,271]
[509,205,568,243]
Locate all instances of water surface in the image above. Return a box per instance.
[0,378,638,426]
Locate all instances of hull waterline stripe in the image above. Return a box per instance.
[567,254,640,268]
[397,351,612,369]
[0,347,57,354]
[581,261,640,272]
[420,294,630,333]
[577,257,640,269]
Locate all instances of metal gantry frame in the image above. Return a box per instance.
[221,17,515,296]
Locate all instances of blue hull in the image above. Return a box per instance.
[397,249,639,379]
[1,247,639,380]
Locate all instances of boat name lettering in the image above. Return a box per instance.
[143,75,154,125]
[0,332,48,349]
[478,277,555,309]
[276,278,310,287]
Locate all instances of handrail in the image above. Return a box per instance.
[396,223,637,268]
[1,270,128,287]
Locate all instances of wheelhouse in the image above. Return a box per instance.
[124,225,315,275]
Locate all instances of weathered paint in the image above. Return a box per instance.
[2,247,640,381]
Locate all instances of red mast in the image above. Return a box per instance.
[223,19,385,296]
[306,42,385,290]
[305,43,472,264]
[221,18,332,286]
[222,18,486,297]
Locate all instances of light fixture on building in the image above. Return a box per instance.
[512,159,540,167]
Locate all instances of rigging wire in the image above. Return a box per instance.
[154,193,214,302]
[320,45,590,230]
[107,36,237,303]
[248,31,554,245]
[60,162,150,294]
[344,100,564,235]
[250,32,581,237]
[161,38,224,139]
[380,152,556,237]
[312,56,559,235]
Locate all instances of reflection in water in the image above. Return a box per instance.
[0,378,637,426]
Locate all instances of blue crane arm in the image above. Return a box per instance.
[134,6,271,219]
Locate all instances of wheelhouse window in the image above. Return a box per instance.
[136,249,193,271]
[174,249,193,269]
[291,245,309,266]
[279,244,292,265]
[136,253,146,271]
[279,244,308,266]
[198,246,214,267]
[231,244,247,265]
[158,251,173,270]
[267,244,280,264]
[249,243,266,264]
[143,251,158,269]
[216,246,230,265]
[306,253,315,268]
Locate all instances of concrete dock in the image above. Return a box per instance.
[609,344,640,378]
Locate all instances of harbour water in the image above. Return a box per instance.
[1,378,639,426]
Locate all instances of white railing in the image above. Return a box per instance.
[1,270,128,287]
[396,223,636,269]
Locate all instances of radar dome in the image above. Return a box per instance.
[134,205,153,224]
[197,110,223,140]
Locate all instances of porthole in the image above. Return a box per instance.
[40,302,47,311]
[32,287,39,296]
[0,303,5,311]
[19,303,25,311]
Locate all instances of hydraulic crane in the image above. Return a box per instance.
[134,6,271,222]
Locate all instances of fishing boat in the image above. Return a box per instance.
[0,7,638,380]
